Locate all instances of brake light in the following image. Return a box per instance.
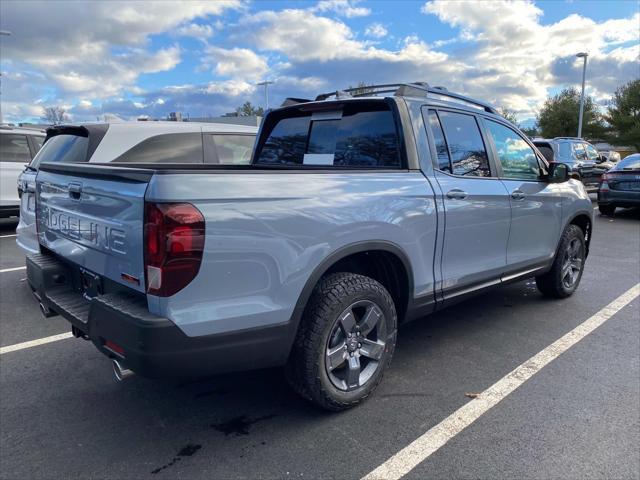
[144,203,205,297]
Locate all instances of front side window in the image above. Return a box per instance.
[0,134,31,163]
[207,134,255,164]
[256,103,402,168]
[572,143,587,161]
[437,111,490,177]
[585,144,600,162]
[486,120,541,181]
[111,133,203,163]
[558,142,571,160]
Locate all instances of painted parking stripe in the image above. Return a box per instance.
[362,283,640,480]
[0,266,26,273]
[0,332,73,355]
[0,234,17,238]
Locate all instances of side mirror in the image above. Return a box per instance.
[547,162,570,183]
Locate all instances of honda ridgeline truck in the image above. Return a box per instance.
[27,83,593,410]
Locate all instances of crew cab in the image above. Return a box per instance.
[27,83,593,410]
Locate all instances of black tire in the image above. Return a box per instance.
[599,204,616,216]
[285,272,397,411]
[535,224,586,299]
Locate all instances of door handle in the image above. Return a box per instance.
[511,190,526,200]
[446,189,468,200]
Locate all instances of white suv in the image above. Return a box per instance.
[0,126,46,218]
[16,121,257,253]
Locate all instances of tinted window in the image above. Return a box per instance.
[613,154,640,171]
[558,142,571,159]
[425,110,451,172]
[207,134,255,164]
[487,121,540,181]
[438,111,490,177]
[30,135,45,153]
[0,134,31,162]
[584,144,599,161]
[256,105,401,168]
[111,133,203,163]
[30,134,89,168]
[572,143,587,161]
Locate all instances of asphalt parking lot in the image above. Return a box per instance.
[1,205,639,480]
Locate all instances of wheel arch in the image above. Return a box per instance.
[285,241,414,353]
[567,211,592,256]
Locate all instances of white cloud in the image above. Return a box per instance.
[203,46,268,80]
[364,23,388,38]
[313,0,371,18]
[177,23,215,42]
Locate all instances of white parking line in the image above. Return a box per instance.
[362,283,640,480]
[0,332,73,355]
[0,234,17,238]
[0,266,26,273]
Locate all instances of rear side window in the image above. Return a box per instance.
[425,110,451,172]
[0,134,31,162]
[256,103,402,168]
[30,134,89,168]
[206,134,255,164]
[111,133,203,163]
[437,111,490,177]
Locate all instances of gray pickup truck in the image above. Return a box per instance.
[27,83,593,410]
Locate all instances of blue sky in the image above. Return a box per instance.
[1,0,638,124]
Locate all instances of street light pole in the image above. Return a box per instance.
[0,30,12,124]
[576,52,588,138]
[256,80,274,110]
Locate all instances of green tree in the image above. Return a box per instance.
[498,107,519,125]
[236,102,264,117]
[520,125,539,138]
[537,87,605,140]
[604,79,640,151]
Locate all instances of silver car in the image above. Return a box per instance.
[27,83,592,410]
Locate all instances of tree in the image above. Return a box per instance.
[41,106,69,125]
[536,87,605,140]
[604,79,640,151]
[520,125,539,138]
[498,107,519,126]
[236,102,264,117]
[348,81,375,96]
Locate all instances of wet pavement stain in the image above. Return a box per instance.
[211,414,276,436]
[151,444,202,474]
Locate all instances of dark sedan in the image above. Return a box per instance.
[597,153,640,215]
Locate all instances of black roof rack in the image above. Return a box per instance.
[314,82,499,115]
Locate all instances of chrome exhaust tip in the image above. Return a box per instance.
[39,301,56,318]
[112,359,134,382]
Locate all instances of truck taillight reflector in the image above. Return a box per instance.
[144,203,205,297]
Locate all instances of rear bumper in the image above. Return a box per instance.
[598,189,640,207]
[26,252,294,378]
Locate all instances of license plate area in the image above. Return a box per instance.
[80,268,103,299]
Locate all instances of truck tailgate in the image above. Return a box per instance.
[36,164,152,293]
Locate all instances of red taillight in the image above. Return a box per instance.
[104,340,125,356]
[144,202,205,297]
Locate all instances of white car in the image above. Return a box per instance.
[0,125,46,218]
[16,121,257,254]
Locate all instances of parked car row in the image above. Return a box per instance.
[532,137,611,191]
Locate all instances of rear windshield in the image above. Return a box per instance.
[613,155,640,171]
[110,133,203,163]
[255,102,402,168]
[30,134,89,169]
